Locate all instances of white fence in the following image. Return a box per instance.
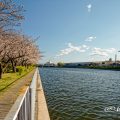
[4,68,38,120]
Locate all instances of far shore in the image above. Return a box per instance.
[39,66,120,71]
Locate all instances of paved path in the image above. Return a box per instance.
[36,73,50,120]
[0,70,35,120]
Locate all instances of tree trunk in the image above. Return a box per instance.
[11,60,16,72]
[0,63,2,79]
[3,63,9,73]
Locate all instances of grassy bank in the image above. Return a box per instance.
[56,66,120,71]
[87,66,120,70]
[0,66,35,91]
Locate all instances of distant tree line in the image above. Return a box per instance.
[0,0,40,79]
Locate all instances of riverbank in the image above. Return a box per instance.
[72,66,120,71]
[0,67,34,91]
[41,66,120,71]
[3,68,50,120]
[0,69,35,120]
[37,72,50,120]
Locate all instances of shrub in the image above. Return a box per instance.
[16,66,25,75]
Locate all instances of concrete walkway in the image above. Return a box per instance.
[36,72,50,120]
[0,70,35,120]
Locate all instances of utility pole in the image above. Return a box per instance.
[115,54,117,65]
[115,51,120,67]
[118,51,120,64]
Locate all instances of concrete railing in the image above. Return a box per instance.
[30,68,38,120]
[4,68,38,120]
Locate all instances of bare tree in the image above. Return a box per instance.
[0,0,24,31]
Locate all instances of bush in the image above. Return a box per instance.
[16,66,25,75]
[16,65,34,75]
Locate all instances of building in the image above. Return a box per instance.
[64,62,92,67]
[44,61,56,67]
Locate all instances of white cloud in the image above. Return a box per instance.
[90,47,116,57]
[87,4,92,12]
[85,36,96,42]
[56,42,116,60]
[56,43,89,57]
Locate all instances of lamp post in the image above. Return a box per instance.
[115,54,117,65]
[115,51,120,66]
[118,51,120,64]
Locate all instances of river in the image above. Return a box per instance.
[39,67,120,120]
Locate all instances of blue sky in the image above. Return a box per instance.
[19,0,120,63]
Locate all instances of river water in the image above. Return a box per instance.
[39,68,120,120]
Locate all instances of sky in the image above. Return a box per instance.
[18,0,120,63]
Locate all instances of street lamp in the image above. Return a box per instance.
[118,51,120,63]
[115,54,117,64]
[115,51,120,66]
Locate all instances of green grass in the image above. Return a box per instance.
[0,67,35,91]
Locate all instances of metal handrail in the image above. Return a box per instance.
[4,68,38,120]
[4,87,31,120]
